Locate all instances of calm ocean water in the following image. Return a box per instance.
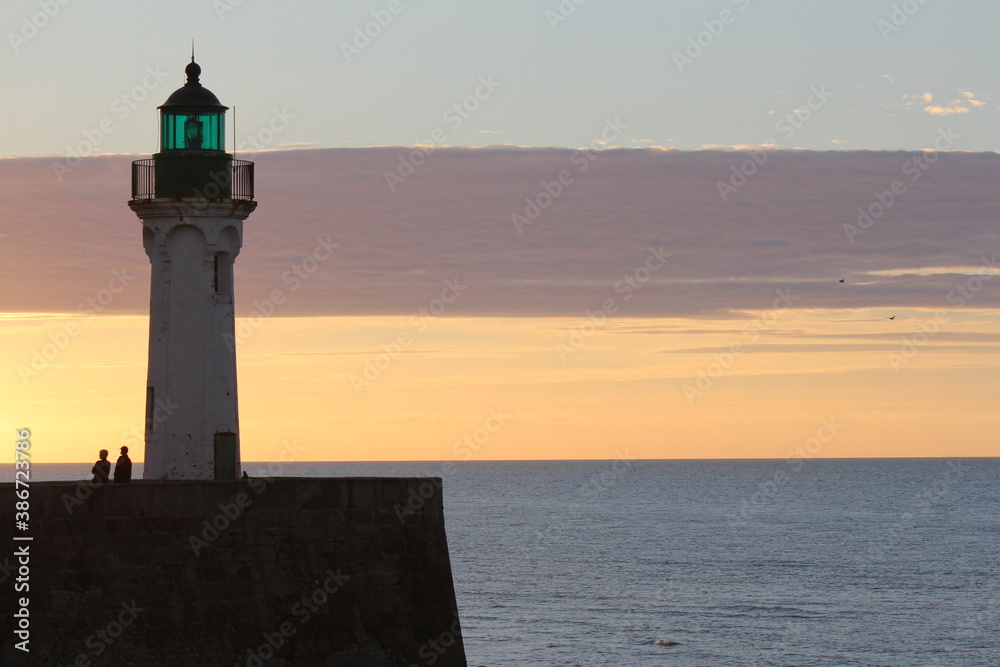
[10,459,1000,666]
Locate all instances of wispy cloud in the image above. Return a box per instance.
[961,89,987,107]
[907,89,991,116]
[925,104,970,116]
[903,92,934,105]
[698,143,780,151]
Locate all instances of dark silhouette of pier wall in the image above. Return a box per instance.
[0,477,466,666]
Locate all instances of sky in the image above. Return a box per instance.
[3,1,1000,463]
[3,0,1000,156]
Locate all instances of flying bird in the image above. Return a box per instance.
[839,279,845,283]
[887,316,896,320]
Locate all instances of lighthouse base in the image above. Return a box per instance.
[0,477,466,666]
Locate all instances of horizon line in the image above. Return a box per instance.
[7,456,999,466]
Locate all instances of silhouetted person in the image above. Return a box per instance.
[242,471,249,479]
[114,446,132,483]
[92,449,111,484]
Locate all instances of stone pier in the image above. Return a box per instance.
[0,477,466,666]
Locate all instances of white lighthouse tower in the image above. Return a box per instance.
[128,58,256,480]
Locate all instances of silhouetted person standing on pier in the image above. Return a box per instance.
[92,449,111,484]
[114,446,132,483]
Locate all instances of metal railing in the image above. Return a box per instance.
[131,157,254,201]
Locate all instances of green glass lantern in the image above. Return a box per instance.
[158,60,227,151]
[160,109,225,151]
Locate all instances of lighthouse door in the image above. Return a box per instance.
[214,432,237,480]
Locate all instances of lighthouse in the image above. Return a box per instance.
[129,58,256,480]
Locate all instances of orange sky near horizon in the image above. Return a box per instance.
[5,309,1000,464]
[7,149,1000,467]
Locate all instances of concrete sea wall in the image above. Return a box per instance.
[0,477,466,666]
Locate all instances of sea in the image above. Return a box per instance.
[9,458,1000,667]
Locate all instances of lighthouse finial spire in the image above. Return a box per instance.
[184,43,202,86]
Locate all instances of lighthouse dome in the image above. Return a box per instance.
[158,59,228,111]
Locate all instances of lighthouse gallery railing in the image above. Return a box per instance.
[131,157,254,201]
